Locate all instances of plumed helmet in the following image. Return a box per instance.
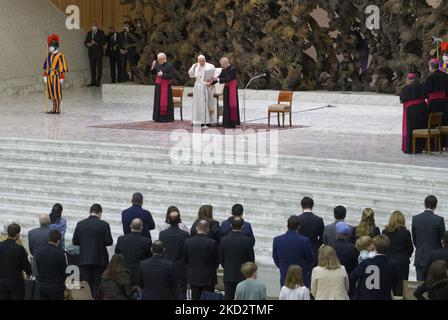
[47,34,60,48]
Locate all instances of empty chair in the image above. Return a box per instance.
[172,86,184,121]
[268,91,294,128]
[412,112,443,154]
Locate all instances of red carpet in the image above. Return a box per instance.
[91,120,307,133]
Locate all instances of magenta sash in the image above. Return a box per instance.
[402,99,426,152]
[428,91,446,101]
[156,76,172,116]
[225,79,238,121]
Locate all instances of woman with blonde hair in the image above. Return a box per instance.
[310,246,349,300]
[382,210,414,296]
[279,265,310,300]
[354,208,380,239]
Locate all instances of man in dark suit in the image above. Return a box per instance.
[425,231,448,277]
[35,230,67,300]
[28,214,51,276]
[115,218,152,283]
[412,195,446,280]
[350,235,399,300]
[183,220,219,300]
[122,192,155,240]
[297,197,325,257]
[105,26,120,84]
[72,204,113,296]
[84,21,105,87]
[220,204,256,247]
[220,217,255,300]
[138,241,177,300]
[332,222,359,276]
[118,21,138,82]
[159,211,190,300]
[323,205,355,247]
[0,223,32,300]
[273,216,315,287]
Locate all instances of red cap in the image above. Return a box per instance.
[47,34,60,45]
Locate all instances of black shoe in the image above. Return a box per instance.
[87,83,95,87]
[46,111,55,114]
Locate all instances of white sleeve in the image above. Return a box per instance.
[188,65,196,78]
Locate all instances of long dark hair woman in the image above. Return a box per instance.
[99,254,138,300]
[49,203,67,249]
[190,205,221,241]
[414,260,448,300]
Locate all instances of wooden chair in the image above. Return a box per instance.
[172,86,184,121]
[412,112,443,154]
[268,91,294,128]
[441,125,448,149]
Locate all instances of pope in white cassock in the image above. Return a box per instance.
[189,55,216,126]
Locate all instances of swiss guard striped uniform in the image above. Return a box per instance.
[43,50,68,102]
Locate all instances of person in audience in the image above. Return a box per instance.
[350,235,399,300]
[235,262,267,300]
[28,214,51,277]
[160,206,190,233]
[115,218,152,283]
[122,193,155,240]
[35,229,67,300]
[412,195,446,281]
[219,217,255,300]
[72,204,114,296]
[425,231,448,277]
[355,236,375,263]
[354,208,380,240]
[100,254,136,300]
[414,260,448,300]
[49,203,67,249]
[273,216,316,288]
[183,220,219,300]
[0,223,32,300]
[279,265,310,300]
[159,210,190,300]
[332,222,359,277]
[190,205,221,242]
[382,210,414,296]
[138,240,177,300]
[220,204,255,247]
[323,205,354,247]
[297,197,325,257]
[311,245,349,300]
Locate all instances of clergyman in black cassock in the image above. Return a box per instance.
[399,73,428,154]
[215,57,240,128]
[425,59,448,125]
[150,53,175,123]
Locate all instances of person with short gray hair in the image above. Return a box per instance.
[28,214,51,276]
[150,52,175,122]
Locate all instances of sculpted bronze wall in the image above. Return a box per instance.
[125,0,448,94]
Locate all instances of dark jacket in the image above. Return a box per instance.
[105,32,119,57]
[138,256,177,300]
[72,215,113,267]
[35,244,67,290]
[100,270,136,300]
[183,234,219,286]
[0,239,32,286]
[425,247,448,277]
[332,238,359,276]
[159,226,190,279]
[272,230,316,287]
[412,210,446,267]
[382,228,414,265]
[28,226,51,276]
[85,29,105,55]
[323,220,355,247]
[115,232,152,282]
[220,217,255,247]
[297,212,325,254]
[414,280,448,300]
[219,232,255,283]
[350,255,399,300]
[191,220,221,242]
[118,30,138,52]
[122,205,155,240]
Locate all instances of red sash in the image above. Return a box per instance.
[428,91,446,101]
[225,79,238,121]
[403,99,426,109]
[156,76,172,116]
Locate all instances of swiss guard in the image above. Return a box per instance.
[43,34,68,114]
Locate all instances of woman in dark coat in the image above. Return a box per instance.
[190,205,221,242]
[99,254,137,300]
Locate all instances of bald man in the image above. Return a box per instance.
[213,57,240,128]
[189,55,216,126]
[150,53,175,122]
[115,218,152,283]
[28,215,51,276]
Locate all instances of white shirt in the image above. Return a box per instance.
[279,286,310,300]
[188,62,215,85]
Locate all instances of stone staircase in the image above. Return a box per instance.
[0,137,447,277]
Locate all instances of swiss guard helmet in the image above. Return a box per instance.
[47,34,60,48]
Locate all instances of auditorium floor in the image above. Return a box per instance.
[0,87,447,167]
